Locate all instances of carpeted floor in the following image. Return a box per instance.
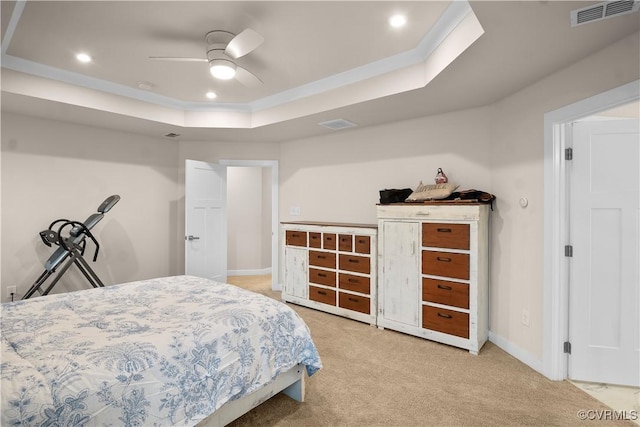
[207,275,633,426]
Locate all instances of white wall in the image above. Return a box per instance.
[280,106,493,224]
[1,113,179,299]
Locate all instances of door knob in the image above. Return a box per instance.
[186,235,200,241]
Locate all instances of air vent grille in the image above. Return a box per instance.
[577,5,604,24]
[605,0,635,16]
[318,119,358,131]
[572,1,639,26]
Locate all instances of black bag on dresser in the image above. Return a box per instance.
[379,188,413,204]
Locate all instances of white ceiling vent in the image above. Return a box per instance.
[571,1,639,26]
[318,119,358,131]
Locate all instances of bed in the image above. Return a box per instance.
[1,275,322,426]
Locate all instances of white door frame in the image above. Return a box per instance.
[219,159,279,291]
[542,80,639,380]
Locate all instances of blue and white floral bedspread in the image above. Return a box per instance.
[1,275,322,426]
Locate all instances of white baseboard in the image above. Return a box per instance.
[227,268,272,276]
[488,331,545,376]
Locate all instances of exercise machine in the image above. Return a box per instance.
[22,195,121,299]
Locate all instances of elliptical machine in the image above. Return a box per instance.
[22,195,121,299]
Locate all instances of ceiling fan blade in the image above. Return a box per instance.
[224,28,264,59]
[148,56,207,62]
[235,66,263,88]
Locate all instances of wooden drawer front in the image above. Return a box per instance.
[422,306,469,339]
[309,232,322,248]
[309,251,336,269]
[339,293,370,314]
[309,286,336,306]
[422,251,469,280]
[339,273,370,294]
[422,278,469,309]
[354,235,371,254]
[323,233,337,250]
[310,268,336,287]
[286,230,307,247]
[339,254,370,274]
[422,223,470,250]
[338,234,353,252]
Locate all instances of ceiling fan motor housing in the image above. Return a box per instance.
[205,30,236,46]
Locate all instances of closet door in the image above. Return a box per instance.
[379,221,420,327]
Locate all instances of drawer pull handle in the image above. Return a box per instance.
[437,228,452,233]
[348,278,358,283]
[317,255,326,259]
[358,240,366,244]
[436,257,452,262]
[326,237,333,241]
[348,259,359,263]
[318,291,327,296]
[348,297,359,302]
[437,284,452,291]
[437,312,453,319]
[318,273,327,277]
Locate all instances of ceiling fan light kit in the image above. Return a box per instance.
[210,59,237,80]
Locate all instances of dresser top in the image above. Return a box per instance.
[378,200,485,206]
[281,221,378,229]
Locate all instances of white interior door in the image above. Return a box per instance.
[568,119,639,387]
[185,160,227,282]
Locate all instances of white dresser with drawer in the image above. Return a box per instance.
[376,203,490,354]
[281,221,378,325]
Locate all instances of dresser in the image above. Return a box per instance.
[281,221,377,325]
[376,203,489,354]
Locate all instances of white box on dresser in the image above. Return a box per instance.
[281,222,378,325]
[376,203,490,354]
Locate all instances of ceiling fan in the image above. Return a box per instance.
[149,29,264,87]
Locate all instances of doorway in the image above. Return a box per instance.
[220,160,279,290]
[542,80,640,382]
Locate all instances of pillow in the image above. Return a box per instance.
[405,181,459,201]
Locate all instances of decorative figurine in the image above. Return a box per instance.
[435,168,448,184]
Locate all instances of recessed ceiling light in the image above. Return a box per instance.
[206,91,217,100]
[389,14,407,28]
[75,53,92,63]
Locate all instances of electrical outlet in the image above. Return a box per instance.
[7,286,17,301]
[521,309,530,327]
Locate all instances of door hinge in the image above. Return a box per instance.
[565,245,573,257]
[565,147,573,160]
[563,341,572,354]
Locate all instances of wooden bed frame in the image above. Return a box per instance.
[199,363,305,426]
